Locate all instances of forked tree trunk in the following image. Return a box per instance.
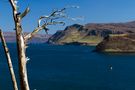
[9,0,30,89]
[0,29,18,90]
[15,22,30,90]
[8,0,72,90]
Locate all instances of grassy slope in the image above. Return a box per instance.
[96,34,135,52]
[78,36,103,44]
[58,34,103,45]
[49,21,135,46]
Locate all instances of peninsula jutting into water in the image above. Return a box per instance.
[1,0,135,90]
[48,21,135,52]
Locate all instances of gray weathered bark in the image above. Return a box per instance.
[0,29,18,90]
[8,1,77,90]
[9,0,30,90]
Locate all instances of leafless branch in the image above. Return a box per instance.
[9,0,30,90]
[0,29,18,90]
[20,7,30,19]
[24,24,46,41]
[24,6,80,42]
[9,0,17,11]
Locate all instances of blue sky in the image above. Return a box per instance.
[0,0,135,34]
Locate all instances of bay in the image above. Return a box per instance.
[0,43,135,90]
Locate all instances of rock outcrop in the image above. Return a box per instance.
[48,21,135,46]
[95,33,135,52]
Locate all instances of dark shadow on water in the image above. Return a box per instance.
[98,52,135,56]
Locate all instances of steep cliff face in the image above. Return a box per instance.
[48,21,135,45]
[95,34,135,52]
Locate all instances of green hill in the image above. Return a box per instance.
[48,21,135,46]
[95,33,135,52]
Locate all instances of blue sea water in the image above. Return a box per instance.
[0,43,135,90]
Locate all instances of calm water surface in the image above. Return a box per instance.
[0,44,135,90]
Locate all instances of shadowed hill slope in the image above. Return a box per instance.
[48,21,135,46]
[95,33,135,52]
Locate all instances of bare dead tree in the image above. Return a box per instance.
[9,0,30,89]
[8,0,79,90]
[0,29,18,90]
